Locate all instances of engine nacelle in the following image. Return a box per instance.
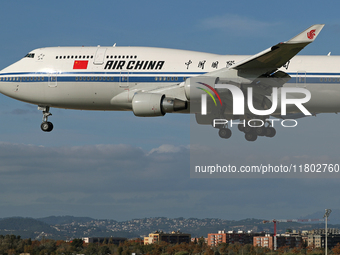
[132,93,187,117]
[184,76,219,101]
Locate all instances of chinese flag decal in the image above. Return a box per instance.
[73,60,88,69]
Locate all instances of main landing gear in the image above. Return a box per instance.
[214,122,232,139]
[239,122,276,142]
[218,127,232,139]
[38,106,53,132]
[214,120,276,142]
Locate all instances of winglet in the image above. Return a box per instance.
[287,24,325,43]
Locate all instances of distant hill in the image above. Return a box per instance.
[0,217,62,239]
[38,216,95,225]
[0,216,338,240]
[300,209,340,224]
[0,217,49,231]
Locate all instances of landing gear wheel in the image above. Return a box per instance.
[218,128,232,139]
[245,132,257,142]
[255,126,266,136]
[238,123,245,132]
[38,106,54,132]
[243,125,253,134]
[265,127,276,138]
[41,121,53,132]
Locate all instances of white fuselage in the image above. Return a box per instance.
[0,46,340,114]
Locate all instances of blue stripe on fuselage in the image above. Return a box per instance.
[0,72,340,84]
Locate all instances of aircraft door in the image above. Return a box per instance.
[119,71,129,88]
[48,73,57,88]
[94,47,107,65]
[296,71,306,88]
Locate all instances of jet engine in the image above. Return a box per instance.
[184,76,219,101]
[132,93,187,117]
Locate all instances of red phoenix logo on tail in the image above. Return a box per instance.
[307,29,316,39]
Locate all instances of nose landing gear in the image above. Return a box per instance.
[38,106,53,132]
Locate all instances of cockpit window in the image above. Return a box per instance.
[24,53,35,58]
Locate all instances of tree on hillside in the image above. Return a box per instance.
[71,238,84,251]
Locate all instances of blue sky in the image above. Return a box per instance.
[0,0,339,222]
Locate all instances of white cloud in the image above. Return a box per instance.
[148,144,189,155]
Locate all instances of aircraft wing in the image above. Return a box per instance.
[211,24,325,78]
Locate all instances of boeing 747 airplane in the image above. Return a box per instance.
[0,24,335,141]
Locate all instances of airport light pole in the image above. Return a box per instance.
[324,209,332,255]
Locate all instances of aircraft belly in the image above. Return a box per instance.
[0,82,45,105]
[0,81,126,111]
[277,83,340,114]
[305,84,340,112]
